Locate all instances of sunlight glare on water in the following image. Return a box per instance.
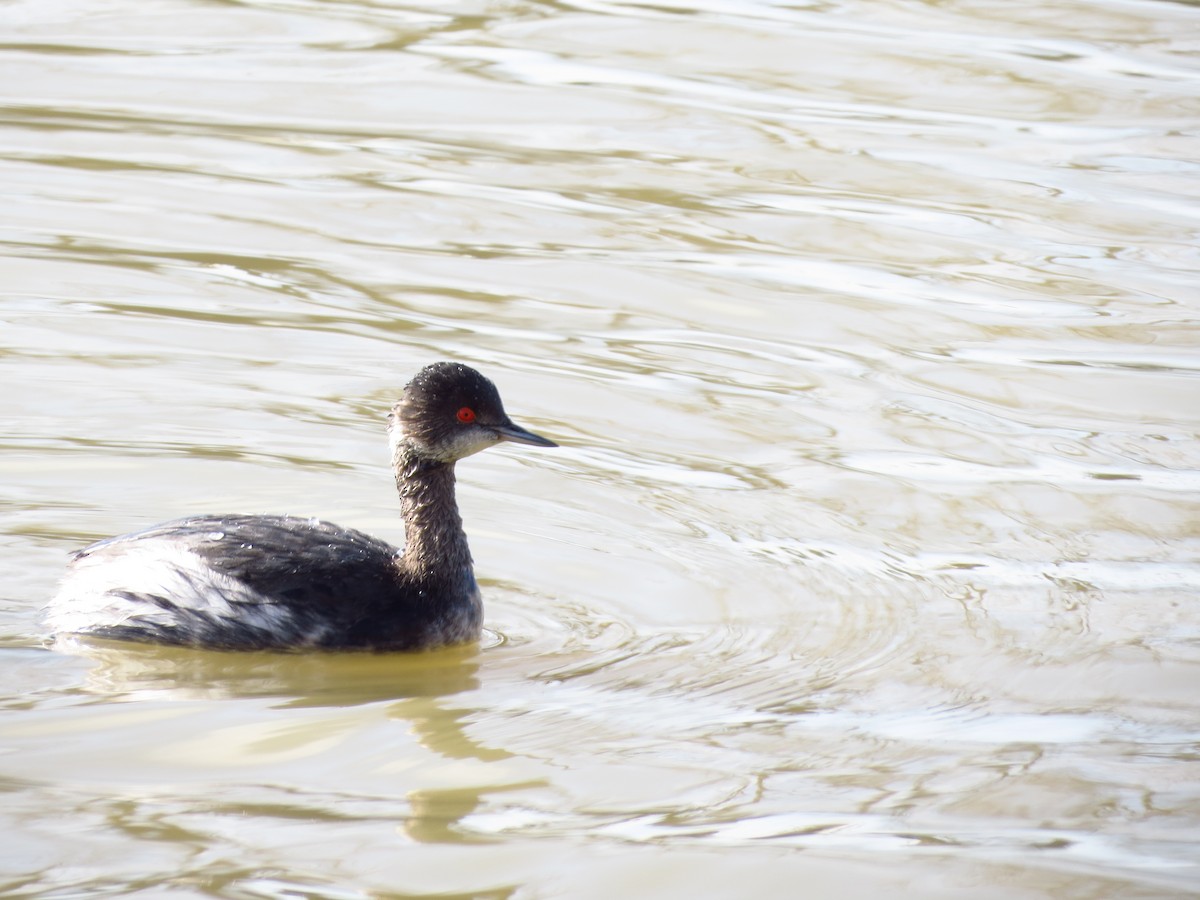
[2,0,1199,896]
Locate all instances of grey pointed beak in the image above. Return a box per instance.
[494,419,558,448]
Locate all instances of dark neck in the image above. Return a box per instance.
[393,440,472,577]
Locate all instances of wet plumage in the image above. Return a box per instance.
[45,362,557,651]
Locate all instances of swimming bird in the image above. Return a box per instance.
[45,362,557,651]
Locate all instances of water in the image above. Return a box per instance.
[3,0,1199,896]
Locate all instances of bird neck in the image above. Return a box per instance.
[393,440,472,577]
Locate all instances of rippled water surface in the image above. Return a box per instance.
[3,0,1199,896]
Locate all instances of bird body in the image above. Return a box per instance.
[45,362,555,651]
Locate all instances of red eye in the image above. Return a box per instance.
[456,407,476,423]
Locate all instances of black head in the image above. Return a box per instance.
[391,362,557,463]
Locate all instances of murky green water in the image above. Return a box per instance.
[3,0,1199,896]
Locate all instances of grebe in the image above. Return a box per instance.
[45,362,557,651]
